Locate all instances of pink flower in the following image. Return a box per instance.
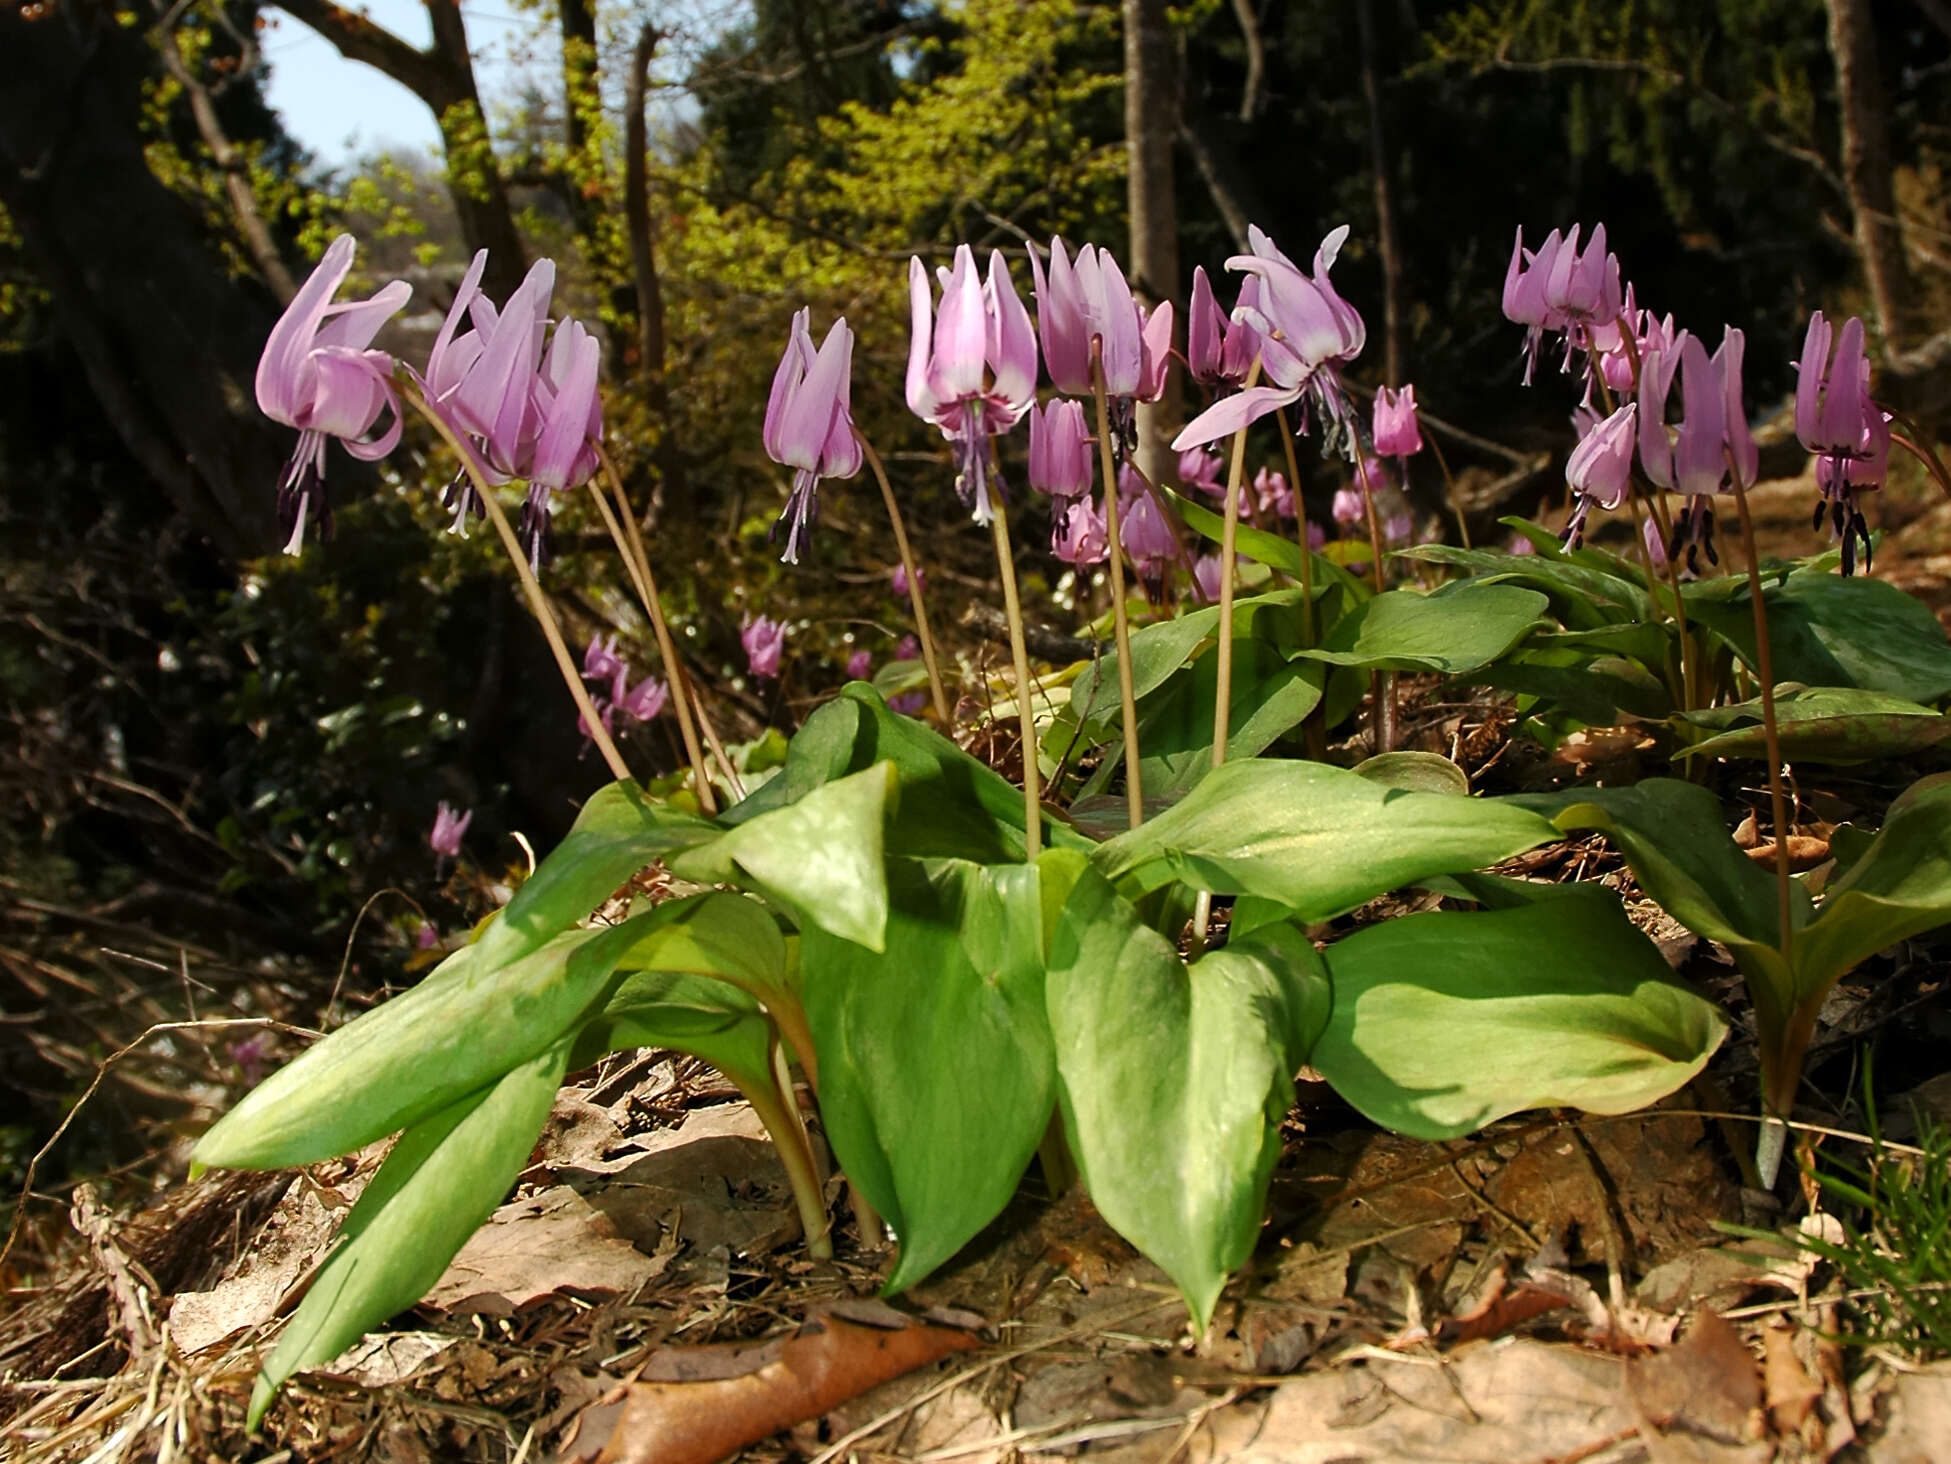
[1118,465,1179,579]
[1177,447,1225,497]
[1331,486,1365,527]
[907,246,1038,522]
[765,309,862,564]
[1643,513,1669,570]
[1053,494,1109,566]
[1502,224,1623,385]
[1027,399,1094,499]
[583,633,624,683]
[1639,326,1757,572]
[1252,465,1294,519]
[1563,402,1638,547]
[1384,512,1414,545]
[742,615,787,680]
[255,234,412,553]
[1187,265,1260,389]
[618,674,667,723]
[1372,384,1423,459]
[1795,312,1888,574]
[1192,553,1225,602]
[894,634,920,661]
[1306,520,1327,552]
[891,562,924,596]
[1028,238,1174,403]
[888,690,926,716]
[845,649,873,680]
[428,801,472,858]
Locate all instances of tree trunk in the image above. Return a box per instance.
[0,1,285,558]
[558,0,601,247]
[1123,0,1180,488]
[1824,0,1914,347]
[1356,0,1405,386]
[276,0,528,302]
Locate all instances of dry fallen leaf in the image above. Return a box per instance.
[552,1312,982,1464]
[428,1184,671,1316]
[1626,1311,1769,1463]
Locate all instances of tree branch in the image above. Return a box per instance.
[271,0,444,104]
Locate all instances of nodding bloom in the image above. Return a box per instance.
[1186,266,1259,390]
[1117,465,1180,580]
[447,257,556,485]
[845,648,873,680]
[906,245,1038,523]
[1331,487,1365,527]
[1172,225,1365,458]
[1639,327,1757,574]
[428,801,472,859]
[895,633,919,661]
[1306,519,1327,552]
[617,674,667,724]
[1252,465,1294,520]
[1372,385,1423,460]
[1795,312,1889,575]
[742,615,787,680]
[1503,224,1624,385]
[1177,447,1225,497]
[1643,513,1669,570]
[888,690,926,716]
[1562,402,1638,547]
[891,562,924,596]
[521,314,605,572]
[583,633,623,682]
[1192,553,1226,602]
[255,234,412,553]
[1053,492,1109,566]
[764,309,862,564]
[1595,285,1676,397]
[1027,238,1174,410]
[1384,511,1414,545]
[1027,399,1095,499]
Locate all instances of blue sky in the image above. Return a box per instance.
[260,1,525,164]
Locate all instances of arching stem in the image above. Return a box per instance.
[856,429,951,724]
[1090,342,1144,830]
[989,502,1042,860]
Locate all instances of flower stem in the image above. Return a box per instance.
[989,502,1042,861]
[1090,345,1144,831]
[1730,476,1795,960]
[733,1035,831,1260]
[1420,414,1471,549]
[404,383,633,784]
[1274,407,1330,762]
[855,428,951,725]
[584,464,716,814]
[1212,398,1253,771]
[1349,435,1395,755]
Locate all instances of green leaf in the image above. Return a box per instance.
[1311,889,1727,1139]
[674,761,894,951]
[1353,751,1470,795]
[581,970,775,1088]
[1093,758,1558,920]
[1516,778,1806,951]
[1397,543,1651,627]
[196,915,659,1170]
[1686,570,1951,704]
[1292,580,1550,674]
[1466,652,1674,724]
[1796,774,1951,1000]
[1674,685,1951,764]
[248,1035,572,1427]
[1110,640,1324,797]
[723,688,1090,861]
[1163,485,1368,609]
[472,781,718,973]
[1069,589,1313,724]
[1045,866,1328,1326]
[803,858,1054,1292]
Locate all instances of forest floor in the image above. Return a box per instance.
[5,467,1951,1464]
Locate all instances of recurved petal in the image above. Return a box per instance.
[763,306,812,464]
[985,249,1039,415]
[932,245,988,404]
[1817,315,1868,452]
[532,325,601,489]
[315,278,413,353]
[256,233,356,425]
[905,256,940,420]
[1794,311,1831,448]
[1170,384,1300,451]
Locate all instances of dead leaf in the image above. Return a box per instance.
[1432,1274,1575,1346]
[327,1331,457,1388]
[1626,1312,1769,1462]
[426,1184,669,1316]
[1745,835,1831,872]
[168,1176,351,1354]
[1763,1319,1823,1437]
[551,1314,982,1464]
[1861,1363,1951,1462]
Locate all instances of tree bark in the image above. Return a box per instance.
[1824,0,1915,347]
[275,0,528,302]
[0,1,285,558]
[624,23,692,535]
[1123,0,1180,488]
[1356,0,1405,386]
[558,0,601,246]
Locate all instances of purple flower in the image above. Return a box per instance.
[1027,399,1095,499]
[618,674,667,723]
[415,922,441,950]
[1027,238,1174,404]
[1372,384,1423,460]
[1643,513,1669,570]
[521,314,605,571]
[891,562,924,596]
[449,258,555,480]
[888,690,926,717]
[742,615,787,680]
[255,234,412,553]
[1192,553,1225,602]
[1252,465,1294,519]
[1053,494,1109,566]
[845,648,873,680]
[765,309,862,564]
[1187,265,1260,390]
[1384,511,1414,545]
[429,801,472,858]
[1117,465,1179,579]
[1639,327,1756,571]
[1508,535,1537,556]
[1172,225,1364,457]
[907,246,1038,522]
[1796,312,1887,573]
[1331,486,1365,527]
[1306,519,1327,552]
[1503,224,1623,384]
[1177,447,1225,497]
[1562,402,1638,546]
[894,634,920,661]
[584,633,624,683]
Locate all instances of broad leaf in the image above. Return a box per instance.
[248,1035,572,1426]
[1045,866,1328,1326]
[1094,758,1558,920]
[1687,570,1951,704]
[1312,889,1727,1139]
[1102,640,1324,798]
[196,915,660,1170]
[674,761,894,951]
[1467,652,1673,724]
[1354,751,1470,795]
[1164,485,1369,610]
[803,858,1054,1292]
[1675,685,1951,763]
[1070,589,1313,723]
[1796,774,1951,999]
[1293,581,1549,674]
[1397,543,1652,626]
